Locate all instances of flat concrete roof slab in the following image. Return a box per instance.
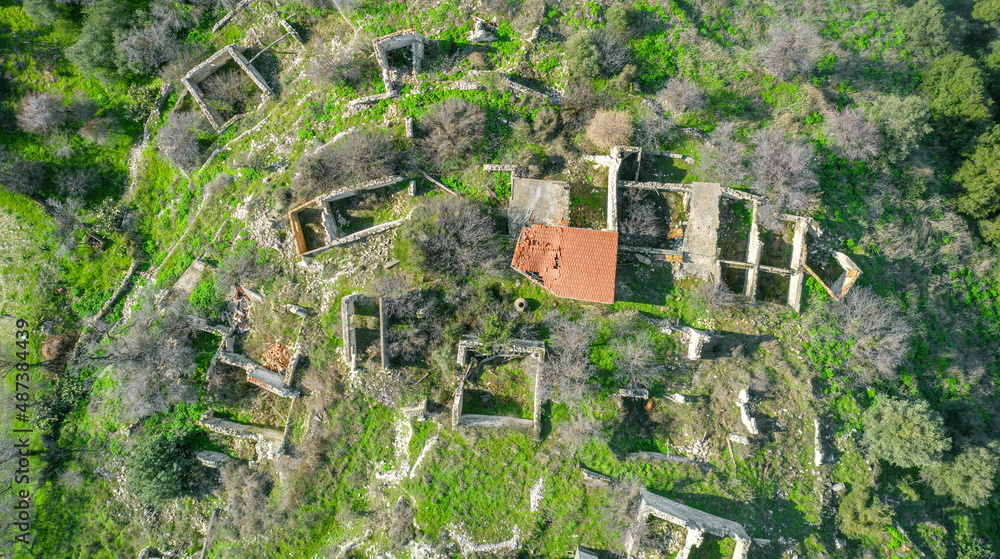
[680,181,722,280]
[508,177,570,236]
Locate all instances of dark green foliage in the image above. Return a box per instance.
[956,126,1000,246]
[837,489,894,542]
[868,94,931,164]
[897,0,968,57]
[862,397,951,468]
[920,444,1000,507]
[125,432,194,505]
[564,32,601,78]
[65,0,134,79]
[922,53,993,143]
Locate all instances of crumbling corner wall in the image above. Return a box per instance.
[372,29,429,92]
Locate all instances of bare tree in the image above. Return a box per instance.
[294,129,400,194]
[17,91,67,134]
[759,19,823,79]
[656,77,707,115]
[824,106,882,161]
[833,287,912,384]
[404,196,499,278]
[593,29,631,76]
[0,147,47,196]
[220,463,273,540]
[120,23,180,74]
[634,100,675,148]
[157,112,204,172]
[586,110,634,151]
[619,188,661,242]
[200,68,257,118]
[77,293,196,421]
[306,34,373,86]
[750,126,817,230]
[612,332,662,389]
[56,168,98,198]
[423,98,487,162]
[543,312,597,409]
[696,121,749,187]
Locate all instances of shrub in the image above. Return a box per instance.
[862,397,951,468]
[611,332,662,389]
[23,0,59,26]
[921,444,1000,507]
[294,129,400,194]
[565,32,601,78]
[306,37,373,86]
[125,432,194,505]
[656,77,706,116]
[17,92,67,134]
[759,19,822,79]
[897,0,967,57]
[220,463,273,539]
[585,110,634,150]
[401,196,498,278]
[200,68,258,118]
[605,4,633,37]
[868,94,931,164]
[423,98,487,163]
[157,112,204,172]
[0,147,47,197]
[78,117,113,144]
[973,0,1000,23]
[837,489,893,542]
[824,106,881,161]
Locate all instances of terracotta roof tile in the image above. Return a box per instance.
[511,224,618,304]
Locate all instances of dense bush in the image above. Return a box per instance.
[65,0,134,78]
[837,489,893,542]
[126,432,194,505]
[922,53,993,143]
[897,0,967,57]
[862,397,951,468]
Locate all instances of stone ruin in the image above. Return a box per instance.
[217,350,299,398]
[288,176,409,257]
[586,146,863,312]
[735,388,759,436]
[340,293,391,374]
[452,336,545,438]
[506,176,571,239]
[468,16,498,43]
[195,450,231,469]
[372,29,428,93]
[626,490,751,559]
[180,44,274,132]
[199,410,286,461]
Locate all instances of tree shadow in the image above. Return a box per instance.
[607,397,660,459]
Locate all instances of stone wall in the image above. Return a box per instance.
[626,489,751,559]
[217,350,298,398]
[340,294,364,371]
[199,410,285,460]
[180,44,274,132]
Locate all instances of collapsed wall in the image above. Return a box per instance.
[217,350,299,398]
[627,489,751,559]
[199,410,285,461]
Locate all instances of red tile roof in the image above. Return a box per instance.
[511,224,618,304]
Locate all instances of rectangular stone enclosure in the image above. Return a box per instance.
[181,44,274,132]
